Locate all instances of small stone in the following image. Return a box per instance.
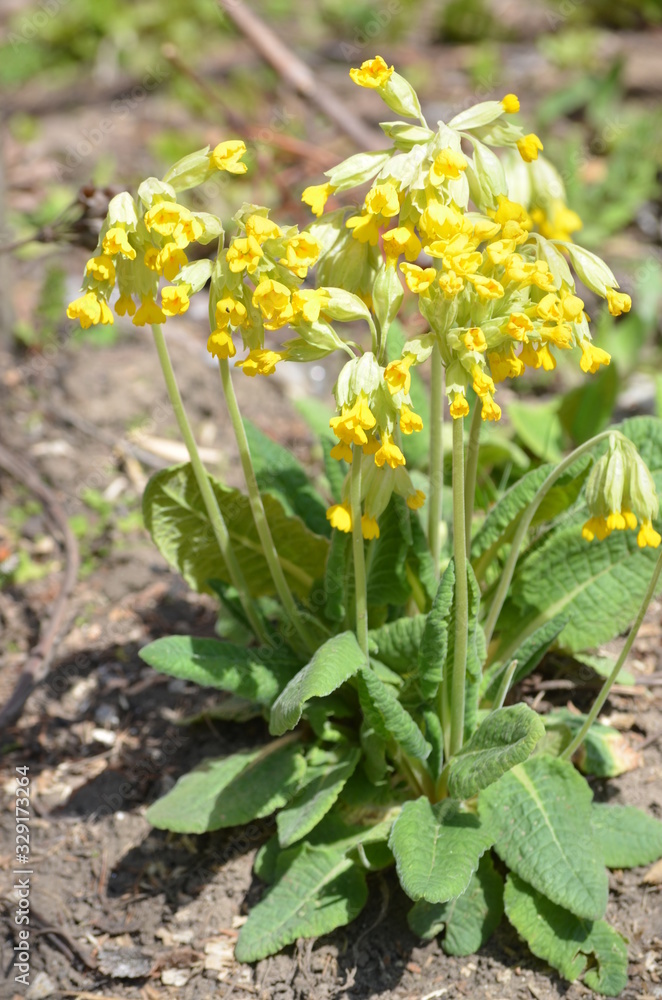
[26,972,57,1000]
[161,968,191,986]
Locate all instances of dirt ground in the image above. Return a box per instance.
[2,7,662,999]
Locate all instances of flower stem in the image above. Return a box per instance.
[449,415,468,757]
[150,326,268,644]
[350,445,369,657]
[464,400,482,558]
[561,544,662,761]
[217,357,315,653]
[482,428,615,648]
[428,343,444,582]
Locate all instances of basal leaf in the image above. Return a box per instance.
[479,755,608,919]
[243,418,330,537]
[368,615,426,673]
[481,613,569,702]
[146,742,305,834]
[367,496,412,606]
[143,463,329,599]
[277,746,361,848]
[447,704,544,800]
[139,635,297,705]
[389,797,494,903]
[544,709,643,778]
[357,667,431,761]
[417,559,455,700]
[269,631,367,735]
[592,804,662,869]
[235,843,368,962]
[324,529,349,623]
[408,852,503,955]
[504,874,628,996]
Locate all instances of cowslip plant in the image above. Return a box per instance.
[68,57,662,995]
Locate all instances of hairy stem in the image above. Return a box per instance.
[350,446,369,657]
[449,415,468,757]
[482,428,615,648]
[150,326,268,643]
[464,400,482,558]
[217,357,315,652]
[561,545,662,761]
[428,343,444,582]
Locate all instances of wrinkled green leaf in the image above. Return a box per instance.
[479,755,608,919]
[277,747,361,848]
[591,803,662,868]
[389,797,494,903]
[358,667,430,761]
[368,615,426,673]
[447,704,544,800]
[367,496,412,606]
[417,559,454,700]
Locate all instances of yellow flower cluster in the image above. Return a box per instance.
[582,436,661,549]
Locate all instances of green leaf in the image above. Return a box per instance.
[269,631,367,735]
[508,398,564,463]
[558,364,619,445]
[243,418,330,537]
[592,804,662,869]
[504,874,628,996]
[417,559,454,700]
[323,529,349,623]
[139,636,297,705]
[146,742,305,834]
[143,463,329,599]
[407,510,438,609]
[277,747,361,848]
[498,518,662,653]
[367,496,412,606]
[235,843,368,962]
[408,853,504,955]
[357,667,431,761]
[389,797,494,903]
[544,709,641,778]
[447,704,544,800]
[368,615,426,673]
[479,755,608,919]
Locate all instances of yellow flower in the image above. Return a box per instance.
[517,133,544,163]
[246,214,281,244]
[638,520,662,549]
[536,294,563,323]
[399,404,424,435]
[463,327,487,352]
[207,328,236,359]
[215,296,247,329]
[349,55,394,89]
[544,323,573,349]
[330,441,353,463]
[85,254,115,283]
[406,490,426,511]
[429,148,468,184]
[330,395,376,446]
[292,288,329,324]
[144,247,161,271]
[531,201,582,242]
[481,395,502,422]
[486,239,516,265]
[346,212,381,245]
[281,234,321,278]
[606,288,632,317]
[582,516,609,542]
[361,513,380,540]
[161,284,191,317]
[374,433,405,470]
[144,202,187,236]
[520,342,556,371]
[252,278,293,328]
[439,270,464,297]
[157,244,188,280]
[444,250,482,277]
[501,93,520,113]
[450,393,470,419]
[172,215,204,249]
[419,202,469,242]
[236,349,286,377]
[326,501,353,533]
[365,182,400,219]
[384,354,415,395]
[472,366,495,398]
[102,227,136,259]
[580,342,611,374]
[506,312,533,340]
[211,139,248,174]
[467,274,504,300]
[301,182,334,217]
[133,296,166,326]
[488,348,524,382]
[561,293,585,321]
[400,263,436,295]
[115,294,135,317]
[382,226,421,266]
[226,235,263,274]
[66,292,112,329]
[493,196,531,229]
[472,218,501,242]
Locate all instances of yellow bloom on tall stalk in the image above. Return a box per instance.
[517,133,544,163]
[161,284,191,317]
[384,355,415,395]
[349,55,394,89]
[85,255,116,284]
[301,182,335,217]
[280,234,321,278]
[66,292,113,328]
[226,235,263,274]
[583,436,660,549]
[235,349,286,377]
[103,227,136,259]
[429,148,468,184]
[207,328,236,360]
